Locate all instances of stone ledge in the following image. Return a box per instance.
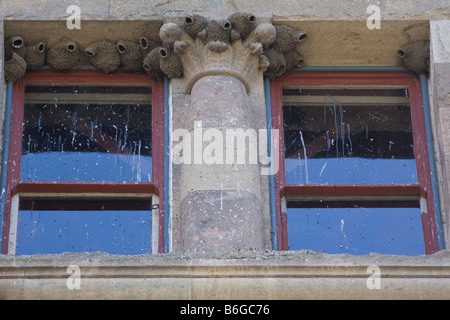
[1,250,449,299]
[1,0,449,21]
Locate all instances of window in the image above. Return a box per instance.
[1,71,165,255]
[271,72,440,255]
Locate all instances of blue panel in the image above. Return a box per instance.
[287,206,425,255]
[21,152,152,182]
[16,209,152,255]
[285,158,417,185]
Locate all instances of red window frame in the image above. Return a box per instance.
[270,71,440,254]
[1,70,165,254]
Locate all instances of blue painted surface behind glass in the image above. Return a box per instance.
[21,85,152,183]
[16,84,154,254]
[16,209,152,255]
[282,88,425,255]
[21,152,152,182]
[282,91,417,185]
[285,158,417,185]
[287,207,425,255]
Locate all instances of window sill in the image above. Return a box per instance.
[1,250,449,299]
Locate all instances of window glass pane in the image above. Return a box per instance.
[283,87,417,184]
[286,200,425,255]
[21,84,152,182]
[16,200,152,255]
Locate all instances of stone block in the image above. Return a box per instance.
[179,189,264,252]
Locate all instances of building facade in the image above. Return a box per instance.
[0,0,449,299]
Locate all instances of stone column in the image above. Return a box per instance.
[156,14,306,253]
[178,75,264,252]
[430,20,450,247]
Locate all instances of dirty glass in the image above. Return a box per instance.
[21,84,152,182]
[286,200,425,255]
[16,200,152,255]
[283,87,417,184]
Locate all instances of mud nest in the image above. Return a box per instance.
[85,40,121,74]
[5,52,27,83]
[25,42,46,71]
[47,39,80,72]
[398,40,430,75]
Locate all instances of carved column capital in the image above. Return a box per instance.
[154,14,307,94]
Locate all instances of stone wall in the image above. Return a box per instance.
[1,250,450,300]
[0,0,449,21]
[430,20,450,246]
[1,0,449,300]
